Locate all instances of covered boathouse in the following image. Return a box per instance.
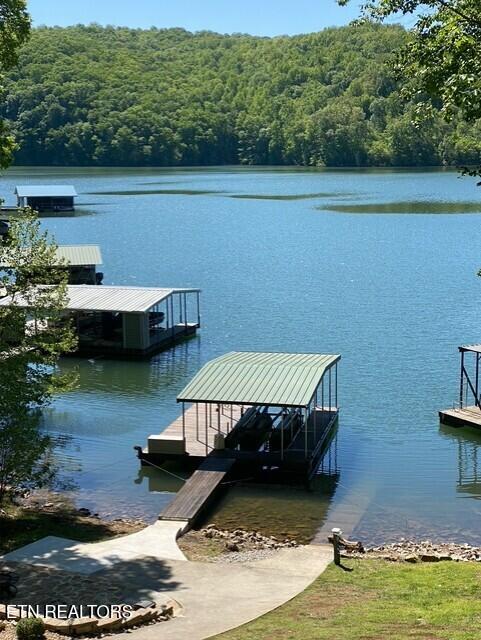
[15,185,77,212]
[0,284,201,358]
[139,351,341,485]
[0,244,103,285]
[55,245,103,284]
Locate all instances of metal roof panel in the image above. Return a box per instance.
[15,185,78,197]
[0,285,201,313]
[177,351,341,408]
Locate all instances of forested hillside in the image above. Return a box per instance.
[3,24,481,167]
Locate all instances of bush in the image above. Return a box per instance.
[16,618,45,640]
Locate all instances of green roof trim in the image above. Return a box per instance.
[177,351,340,408]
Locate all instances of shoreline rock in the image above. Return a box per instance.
[342,539,481,563]
[200,525,299,553]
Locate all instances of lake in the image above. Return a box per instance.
[2,165,481,545]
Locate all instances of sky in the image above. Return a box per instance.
[26,0,369,37]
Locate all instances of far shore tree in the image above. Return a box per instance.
[0,209,77,505]
[340,0,481,178]
[0,0,30,168]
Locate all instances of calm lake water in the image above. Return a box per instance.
[3,166,481,545]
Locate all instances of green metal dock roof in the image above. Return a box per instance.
[177,351,340,408]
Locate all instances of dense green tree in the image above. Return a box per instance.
[1,23,480,168]
[0,210,77,504]
[0,0,30,168]
[340,1,481,122]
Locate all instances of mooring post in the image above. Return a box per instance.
[332,527,342,566]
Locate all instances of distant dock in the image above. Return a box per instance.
[440,344,481,429]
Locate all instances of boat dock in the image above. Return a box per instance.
[138,351,341,511]
[440,344,481,429]
[0,284,201,359]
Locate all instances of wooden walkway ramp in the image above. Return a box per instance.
[159,456,236,524]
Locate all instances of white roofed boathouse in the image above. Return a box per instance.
[0,284,201,358]
[15,185,77,212]
[0,245,103,285]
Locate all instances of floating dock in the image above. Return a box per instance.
[440,344,481,429]
[138,351,341,524]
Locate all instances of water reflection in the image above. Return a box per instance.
[440,424,481,499]
[319,200,481,214]
[87,189,224,196]
[198,432,341,544]
[56,339,201,397]
[229,192,340,201]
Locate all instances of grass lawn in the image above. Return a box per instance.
[214,558,481,640]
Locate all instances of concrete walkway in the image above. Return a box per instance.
[3,524,332,640]
[2,520,188,572]
[123,544,332,640]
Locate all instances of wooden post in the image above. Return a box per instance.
[196,291,201,327]
[184,292,188,328]
[332,528,342,566]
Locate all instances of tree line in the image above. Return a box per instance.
[2,23,480,167]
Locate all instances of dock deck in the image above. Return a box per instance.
[158,403,247,458]
[140,402,338,471]
[439,406,481,429]
[159,456,235,523]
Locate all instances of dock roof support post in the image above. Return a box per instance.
[170,295,175,338]
[184,292,188,328]
[196,402,199,441]
[165,296,170,330]
[205,403,208,455]
[460,351,465,409]
[476,354,479,407]
[329,367,332,413]
[304,407,308,458]
[281,410,284,461]
[196,291,201,327]
[335,362,338,408]
[182,402,185,441]
[314,388,318,442]
[217,403,221,433]
[321,378,324,412]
